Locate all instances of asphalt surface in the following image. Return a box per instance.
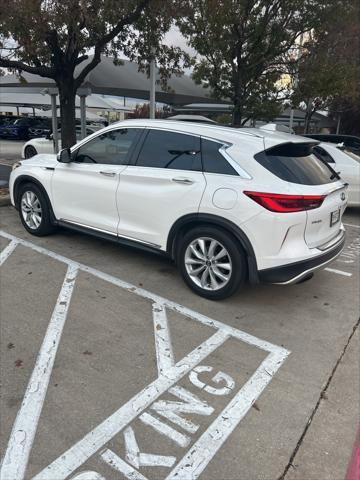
[0,205,359,480]
[0,139,25,187]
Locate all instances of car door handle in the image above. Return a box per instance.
[172,177,195,185]
[99,171,116,177]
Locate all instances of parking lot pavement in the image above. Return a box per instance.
[0,139,25,162]
[0,140,25,187]
[0,205,359,480]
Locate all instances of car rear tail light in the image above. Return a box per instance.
[244,191,326,212]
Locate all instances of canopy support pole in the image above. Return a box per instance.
[50,93,59,154]
[80,95,86,139]
[289,108,294,131]
[149,52,156,119]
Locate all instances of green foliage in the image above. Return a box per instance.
[0,0,189,146]
[291,0,359,131]
[177,0,339,125]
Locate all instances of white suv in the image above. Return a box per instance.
[10,120,347,299]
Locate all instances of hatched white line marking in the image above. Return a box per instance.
[0,230,290,480]
[140,412,190,448]
[0,264,78,480]
[100,449,148,480]
[165,351,288,479]
[0,239,18,266]
[124,426,176,468]
[153,303,175,376]
[325,267,353,277]
[33,330,229,480]
[0,230,284,354]
[344,223,360,229]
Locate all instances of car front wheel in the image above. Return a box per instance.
[18,183,55,236]
[178,226,247,300]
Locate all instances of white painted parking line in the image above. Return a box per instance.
[153,303,175,376]
[0,239,18,266]
[100,448,148,480]
[33,329,230,480]
[0,264,78,480]
[325,267,353,277]
[165,351,286,480]
[0,230,290,480]
[344,223,360,229]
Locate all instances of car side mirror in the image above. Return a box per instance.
[57,148,72,163]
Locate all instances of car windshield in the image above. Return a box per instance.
[13,119,31,126]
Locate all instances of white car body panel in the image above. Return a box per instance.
[10,119,349,285]
[51,162,127,234]
[21,138,57,157]
[116,165,206,248]
[317,142,360,206]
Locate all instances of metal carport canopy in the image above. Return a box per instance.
[0,55,214,105]
[0,91,129,111]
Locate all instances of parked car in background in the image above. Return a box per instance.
[11,120,348,299]
[304,134,360,156]
[22,126,97,158]
[0,115,21,127]
[313,143,360,206]
[0,117,51,140]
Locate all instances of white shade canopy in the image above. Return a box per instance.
[0,56,213,105]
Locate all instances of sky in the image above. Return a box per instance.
[163,26,197,56]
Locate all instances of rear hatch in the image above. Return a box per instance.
[303,183,347,248]
[254,141,348,248]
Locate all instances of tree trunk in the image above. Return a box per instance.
[232,102,243,127]
[57,80,77,149]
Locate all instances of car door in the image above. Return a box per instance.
[116,128,206,249]
[51,127,141,234]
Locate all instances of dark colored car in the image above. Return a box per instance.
[0,117,51,140]
[303,134,360,155]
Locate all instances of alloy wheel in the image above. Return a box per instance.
[21,191,42,230]
[184,236,232,291]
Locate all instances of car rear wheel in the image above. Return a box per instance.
[24,145,38,158]
[177,226,247,300]
[18,183,55,236]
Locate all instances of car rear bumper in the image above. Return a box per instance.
[258,229,346,285]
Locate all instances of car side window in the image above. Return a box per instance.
[313,146,335,164]
[201,138,238,175]
[136,130,201,171]
[74,128,140,165]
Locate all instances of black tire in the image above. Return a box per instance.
[24,145,38,158]
[18,183,56,236]
[177,226,247,300]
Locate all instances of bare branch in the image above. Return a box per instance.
[0,57,55,78]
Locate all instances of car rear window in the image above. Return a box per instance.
[254,143,339,185]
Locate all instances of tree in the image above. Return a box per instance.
[177,0,337,126]
[291,0,359,132]
[127,102,170,118]
[0,0,187,147]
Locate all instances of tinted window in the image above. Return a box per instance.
[255,143,338,185]
[201,139,238,175]
[136,130,201,171]
[313,146,335,164]
[13,118,31,126]
[74,128,139,165]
